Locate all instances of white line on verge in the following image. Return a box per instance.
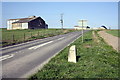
[57,37,64,40]
[0,54,15,61]
[28,41,53,50]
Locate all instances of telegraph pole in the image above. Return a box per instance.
[60,13,63,29]
[82,20,84,43]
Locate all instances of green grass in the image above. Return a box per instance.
[29,30,119,79]
[1,28,75,47]
[106,30,120,38]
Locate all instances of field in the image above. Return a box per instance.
[29,30,119,79]
[1,28,75,47]
[106,30,120,37]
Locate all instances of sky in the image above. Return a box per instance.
[1,2,118,29]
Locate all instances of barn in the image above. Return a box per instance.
[74,26,90,30]
[7,16,48,30]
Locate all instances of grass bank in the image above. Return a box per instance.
[1,28,75,47]
[106,30,120,38]
[29,30,119,79]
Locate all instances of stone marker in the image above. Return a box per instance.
[68,45,76,63]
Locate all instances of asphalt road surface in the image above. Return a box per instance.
[1,30,88,79]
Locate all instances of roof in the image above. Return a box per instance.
[8,18,32,20]
[101,26,107,29]
[74,26,79,27]
[12,17,39,23]
[8,16,37,20]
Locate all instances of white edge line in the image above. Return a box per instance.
[21,32,83,78]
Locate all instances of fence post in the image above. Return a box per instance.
[24,33,25,42]
[31,32,32,38]
[12,34,14,43]
[38,31,39,36]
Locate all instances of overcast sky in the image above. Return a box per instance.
[1,2,118,29]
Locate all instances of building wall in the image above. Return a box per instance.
[28,17,47,29]
[22,23,28,29]
[12,23,28,29]
[12,23,22,29]
[7,20,19,30]
[92,28,99,30]
[92,27,106,30]
[99,27,106,29]
[45,24,48,29]
[74,27,87,30]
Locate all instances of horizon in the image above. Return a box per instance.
[1,2,118,29]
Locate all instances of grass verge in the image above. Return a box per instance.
[106,30,120,38]
[29,30,119,79]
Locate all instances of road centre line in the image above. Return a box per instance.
[57,37,65,40]
[0,54,15,61]
[28,41,53,50]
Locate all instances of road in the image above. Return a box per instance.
[1,30,88,79]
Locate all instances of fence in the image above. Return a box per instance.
[2,29,71,47]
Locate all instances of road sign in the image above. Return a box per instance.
[78,20,88,43]
[78,20,87,27]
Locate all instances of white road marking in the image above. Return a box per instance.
[69,34,73,36]
[0,54,15,61]
[57,37,64,40]
[28,41,53,50]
